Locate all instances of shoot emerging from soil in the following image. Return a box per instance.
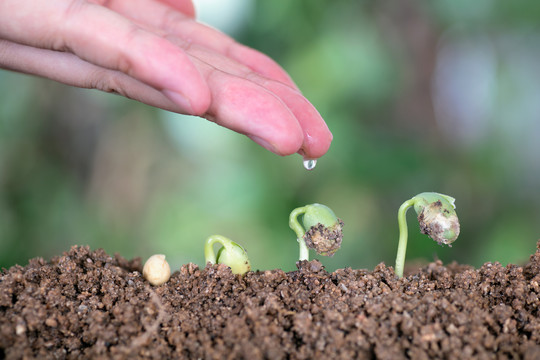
[204,235,251,275]
[289,203,344,261]
[395,192,460,278]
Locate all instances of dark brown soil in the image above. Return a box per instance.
[2,242,540,359]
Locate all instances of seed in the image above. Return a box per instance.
[143,254,171,286]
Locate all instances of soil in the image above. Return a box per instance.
[1,242,540,360]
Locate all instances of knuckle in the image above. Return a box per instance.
[88,69,126,96]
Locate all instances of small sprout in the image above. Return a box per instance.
[289,203,344,261]
[204,235,251,275]
[143,254,171,286]
[395,192,460,278]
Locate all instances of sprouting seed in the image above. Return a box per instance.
[395,192,460,277]
[289,203,344,261]
[204,235,251,275]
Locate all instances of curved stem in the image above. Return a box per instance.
[395,198,416,278]
[289,206,309,261]
[204,235,229,265]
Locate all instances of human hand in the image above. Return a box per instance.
[0,0,332,159]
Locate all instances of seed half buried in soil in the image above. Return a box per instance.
[303,219,344,256]
[142,254,171,286]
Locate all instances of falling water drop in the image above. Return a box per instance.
[303,159,317,171]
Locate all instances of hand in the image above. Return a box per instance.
[0,0,332,158]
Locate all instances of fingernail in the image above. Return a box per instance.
[248,135,278,154]
[163,90,193,114]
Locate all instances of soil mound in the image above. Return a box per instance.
[2,243,540,359]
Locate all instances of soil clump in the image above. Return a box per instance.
[2,242,540,359]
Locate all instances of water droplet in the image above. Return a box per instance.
[303,159,317,171]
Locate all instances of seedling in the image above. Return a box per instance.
[204,235,251,275]
[289,203,344,261]
[395,192,460,278]
[143,254,171,286]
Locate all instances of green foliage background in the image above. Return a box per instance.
[1,0,540,273]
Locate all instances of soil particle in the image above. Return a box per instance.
[1,242,540,359]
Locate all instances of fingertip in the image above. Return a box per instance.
[270,131,304,156]
[255,138,304,157]
[208,76,304,156]
[262,81,333,159]
[300,125,333,159]
[242,106,306,157]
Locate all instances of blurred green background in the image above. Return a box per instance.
[1,0,540,273]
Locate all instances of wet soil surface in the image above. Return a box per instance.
[2,243,540,359]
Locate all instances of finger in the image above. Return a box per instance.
[179,44,332,158]
[0,0,210,115]
[95,0,298,89]
[174,46,304,156]
[260,81,332,159]
[0,39,186,113]
[203,67,305,156]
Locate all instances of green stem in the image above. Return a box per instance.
[395,198,416,278]
[204,235,229,265]
[289,206,309,261]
